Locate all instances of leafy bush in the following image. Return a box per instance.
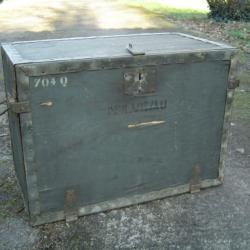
[207,0,250,21]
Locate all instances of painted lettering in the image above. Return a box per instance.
[33,76,69,88]
[108,99,167,115]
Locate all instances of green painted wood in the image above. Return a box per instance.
[2,33,235,64]
[1,49,29,209]
[14,34,217,61]
[1,33,235,224]
[28,61,229,213]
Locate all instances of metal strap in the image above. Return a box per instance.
[64,189,78,222]
[190,165,201,193]
[8,99,31,114]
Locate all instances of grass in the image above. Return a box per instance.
[0,174,22,219]
[232,91,250,121]
[227,29,250,48]
[118,0,208,20]
[228,30,247,41]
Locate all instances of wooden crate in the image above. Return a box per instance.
[1,33,236,225]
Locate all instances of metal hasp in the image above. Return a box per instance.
[64,189,78,223]
[8,99,31,114]
[123,67,157,96]
[190,165,201,193]
[126,43,145,56]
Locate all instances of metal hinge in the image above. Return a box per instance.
[228,77,240,89]
[190,165,201,193]
[64,189,78,223]
[8,99,31,114]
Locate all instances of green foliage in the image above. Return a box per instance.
[231,31,250,50]
[228,30,247,40]
[207,0,250,21]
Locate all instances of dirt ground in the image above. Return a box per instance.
[0,1,250,249]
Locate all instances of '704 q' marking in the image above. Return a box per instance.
[34,76,68,88]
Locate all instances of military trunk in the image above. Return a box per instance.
[1,33,236,225]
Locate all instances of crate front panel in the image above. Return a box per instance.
[27,61,229,213]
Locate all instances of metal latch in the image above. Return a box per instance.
[126,43,145,56]
[8,98,31,114]
[190,165,201,193]
[123,67,157,96]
